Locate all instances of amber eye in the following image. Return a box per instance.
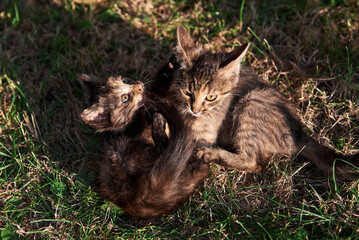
[184,90,192,97]
[121,94,130,103]
[206,94,217,101]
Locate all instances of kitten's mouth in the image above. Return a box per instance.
[139,96,146,107]
[188,109,201,118]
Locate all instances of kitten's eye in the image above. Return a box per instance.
[121,94,130,103]
[185,91,192,97]
[206,94,217,101]
[122,79,129,84]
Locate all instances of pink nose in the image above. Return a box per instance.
[191,105,200,114]
[134,83,144,93]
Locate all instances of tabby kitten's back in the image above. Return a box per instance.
[171,26,358,180]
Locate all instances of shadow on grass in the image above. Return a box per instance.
[1,0,358,238]
[0,0,176,235]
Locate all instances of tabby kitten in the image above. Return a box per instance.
[170,26,358,180]
[80,75,209,219]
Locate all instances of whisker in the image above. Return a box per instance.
[152,100,174,103]
[219,104,230,112]
[228,93,246,97]
[143,106,152,119]
[145,98,155,103]
[145,98,175,104]
[139,71,150,83]
[142,79,155,85]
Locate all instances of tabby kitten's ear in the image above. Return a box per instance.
[176,26,202,68]
[81,103,110,130]
[218,43,250,80]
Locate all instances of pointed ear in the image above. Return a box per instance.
[177,26,195,53]
[77,73,98,83]
[218,43,250,79]
[81,103,110,130]
[176,26,201,67]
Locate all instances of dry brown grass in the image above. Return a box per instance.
[1,0,358,239]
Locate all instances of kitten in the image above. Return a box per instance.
[79,56,177,137]
[80,75,146,132]
[170,26,358,180]
[80,75,209,219]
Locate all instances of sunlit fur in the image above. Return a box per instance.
[170,49,243,144]
[171,26,359,180]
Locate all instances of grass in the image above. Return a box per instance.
[0,0,358,239]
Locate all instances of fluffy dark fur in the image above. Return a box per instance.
[171,26,359,180]
[80,74,209,219]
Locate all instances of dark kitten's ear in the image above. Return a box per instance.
[176,26,201,67]
[218,43,250,79]
[81,103,110,130]
[77,73,98,83]
[77,73,101,104]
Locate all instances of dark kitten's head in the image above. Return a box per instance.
[80,75,144,131]
[171,26,249,117]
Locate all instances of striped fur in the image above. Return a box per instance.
[172,26,359,180]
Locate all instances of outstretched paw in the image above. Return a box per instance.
[152,112,169,151]
[196,147,219,162]
[152,113,166,130]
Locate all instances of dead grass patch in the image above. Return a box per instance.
[1,0,358,238]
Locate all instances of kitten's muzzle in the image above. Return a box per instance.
[139,96,146,107]
[134,83,144,94]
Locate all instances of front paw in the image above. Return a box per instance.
[152,113,166,130]
[196,148,219,162]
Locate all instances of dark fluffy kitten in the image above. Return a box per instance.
[170,26,359,180]
[80,75,209,219]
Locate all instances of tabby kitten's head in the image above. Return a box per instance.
[171,26,249,117]
[80,75,145,131]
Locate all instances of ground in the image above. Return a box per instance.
[0,0,358,239]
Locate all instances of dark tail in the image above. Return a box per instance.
[299,135,359,181]
[130,103,209,218]
[150,102,198,181]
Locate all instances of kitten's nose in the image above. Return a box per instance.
[191,105,201,114]
[192,108,200,114]
[191,100,202,114]
[134,83,144,93]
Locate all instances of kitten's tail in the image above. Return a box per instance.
[299,135,359,181]
[150,102,201,180]
[131,103,209,218]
